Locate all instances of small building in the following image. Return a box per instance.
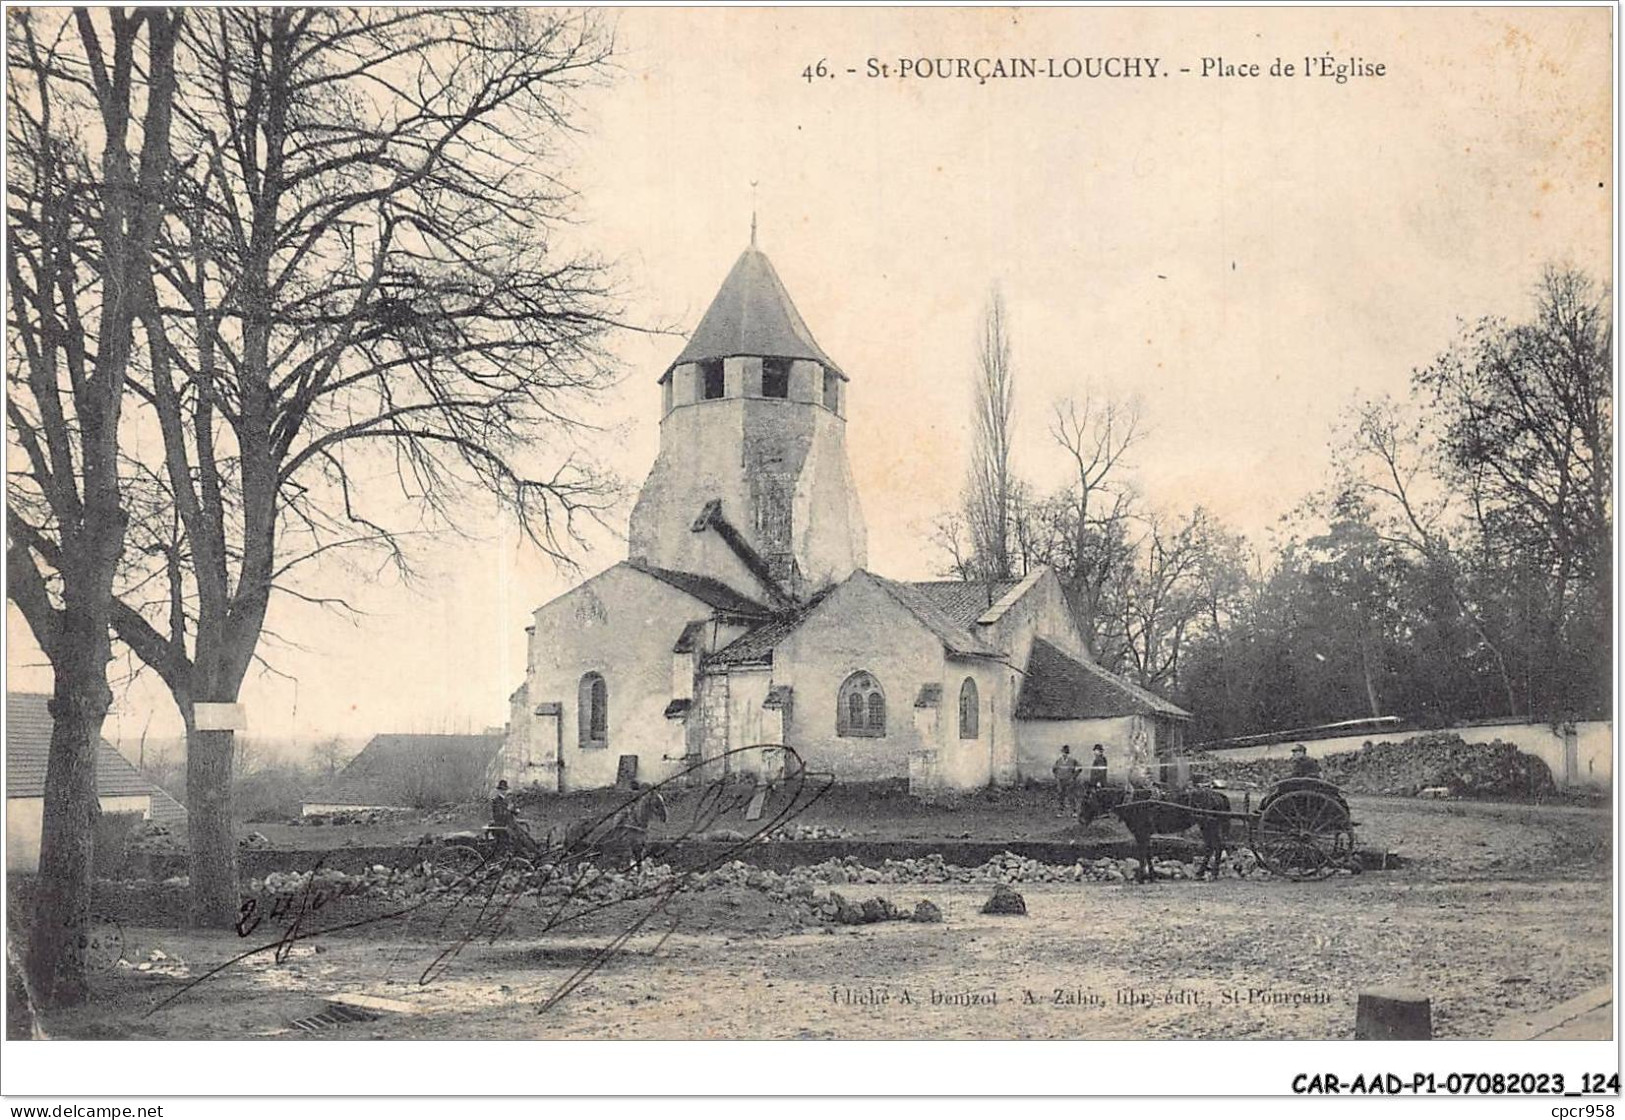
[301,732,505,815]
[494,240,1190,795]
[5,692,188,872]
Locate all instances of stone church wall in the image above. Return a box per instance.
[769,573,951,783]
[511,563,714,792]
[924,659,1009,791]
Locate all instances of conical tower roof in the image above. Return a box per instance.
[667,247,845,378]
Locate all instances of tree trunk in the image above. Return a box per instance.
[27,650,113,1007]
[1360,641,1382,718]
[185,718,240,928]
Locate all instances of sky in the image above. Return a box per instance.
[5,6,1612,752]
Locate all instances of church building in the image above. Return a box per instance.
[492,242,1189,794]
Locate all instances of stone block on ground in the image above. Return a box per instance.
[911,900,943,923]
[980,884,1027,915]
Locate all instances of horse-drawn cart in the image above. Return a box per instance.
[1247,776,1359,878]
[1080,773,1360,881]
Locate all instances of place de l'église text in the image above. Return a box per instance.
[801,55,1386,85]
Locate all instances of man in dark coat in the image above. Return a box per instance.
[1290,744,1321,778]
[1088,744,1110,788]
[491,779,515,827]
[1052,745,1083,814]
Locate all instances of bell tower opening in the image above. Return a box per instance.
[700,360,725,400]
[762,357,791,399]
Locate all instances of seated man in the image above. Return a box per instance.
[490,779,534,855]
[1290,744,1321,778]
[491,779,515,827]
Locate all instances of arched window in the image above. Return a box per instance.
[578,672,608,747]
[837,671,886,737]
[958,677,979,739]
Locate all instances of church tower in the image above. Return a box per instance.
[627,244,868,604]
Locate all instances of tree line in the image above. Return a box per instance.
[8,8,622,1006]
[941,269,1612,743]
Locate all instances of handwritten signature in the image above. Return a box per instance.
[151,746,833,1015]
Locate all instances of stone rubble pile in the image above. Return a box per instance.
[213,844,1316,933]
[119,947,189,977]
[1204,733,1556,799]
[125,821,183,854]
[763,822,853,841]
[294,807,418,827]
[791,850,1267,885]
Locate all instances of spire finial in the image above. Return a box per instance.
[750,180,759,247]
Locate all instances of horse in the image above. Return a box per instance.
[1078,784,1231,882]
[562,785,670,871]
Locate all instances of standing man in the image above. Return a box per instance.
[1052,745,1083,815]
[1089,744,1110,789]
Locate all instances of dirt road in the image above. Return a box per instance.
[40,869,1610,1041]
[15,793,1611,1041]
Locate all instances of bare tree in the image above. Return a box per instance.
[1337,397,1518,713]
[6,8,183,1006]
[1116,508,1226,690]
[964,288,1016,580]
[309,737,352,782]
[1047,392,1142,657]
[86,9,624,925]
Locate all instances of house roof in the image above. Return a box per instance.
[904,580,1022,628]
[1015,639,1191,721]
[868,574,1002,658]
[703,570,1004,670]
[666,247,845,378]
[303,733,504,809]
[5,692,174,802]
[628,560,774,619]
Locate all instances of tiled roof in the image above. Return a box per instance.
[904,580,1022,627]
[148,785,190,833]
[667,247,845,377]
[5,692,166,800]
[1015,639,1190,720]
[869,575,1002,658]
[303,733,504,809]
[705,615,803,668]
[628,561,773,618]
[673,621,708,654]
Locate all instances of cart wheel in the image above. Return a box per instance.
[432,843,487,883]
[1254,790,1347,880]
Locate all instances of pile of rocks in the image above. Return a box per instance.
[125,822,182,854]
[809,891,942,925]
[223,845,1282,932]
[794,850,1262,885]
[1204,734,1556,799]
[764,822,853,841]
[295,807,416,827]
